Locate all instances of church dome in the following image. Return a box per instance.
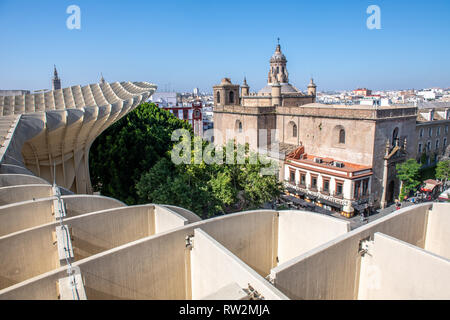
[258,83,301,95]
[270,44,287,63]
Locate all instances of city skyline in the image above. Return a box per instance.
[0,0,449,92]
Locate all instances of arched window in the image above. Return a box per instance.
[216,91,220,104]
[288,121,297,138]
[392,127,399,146]
[235,120,243,133]
[229,91,234,104]
[339,129,345,144]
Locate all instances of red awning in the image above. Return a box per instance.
[421,179,442,192]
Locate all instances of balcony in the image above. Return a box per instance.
[353,194,371,204]
[333,192,344,200]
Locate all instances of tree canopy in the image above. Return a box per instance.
[396,158,421,199]
[136,140,283,219]
[89,102,192,205]
[90,102,283,218]
[436,160,450,183]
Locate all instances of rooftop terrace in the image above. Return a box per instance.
[0,84,448,300]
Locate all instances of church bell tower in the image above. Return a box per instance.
[268,39,289,84]
[52,65,61,90]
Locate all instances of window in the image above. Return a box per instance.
[392,127,399,146]
[289,169,295,184]
[362,179,369,196]
[300,172,306,186]
[436,140,440,149]
[339,129,345,144]
[183,109,188,120]
[235,120,243,133]
[427,141,431,151]
[419,128,424,138]
[444,138,447,147]
[323,179,330,193]
[437,127,441,136]
[229,91,234,104]
[216,91,220,104]
[354,181,361,199]
[418,143,422,153]
[336,182,343,196]
[311,176,318,189]
[429,128,433,137]
[288,121,297,139]
[446,125,449,134]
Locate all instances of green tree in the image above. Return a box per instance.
[91,102,282,217]
[396,159,422,200]
[89,102,192,205]
[436,160,450,184]
[136,141,283,219]
[419,151,427,166]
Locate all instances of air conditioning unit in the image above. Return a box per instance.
[334,161,344,168]
[314,158,323,164]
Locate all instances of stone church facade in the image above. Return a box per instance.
[213,44,450,217]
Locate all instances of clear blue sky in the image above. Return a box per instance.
[0,0,449,93]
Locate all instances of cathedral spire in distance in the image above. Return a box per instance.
[100,73,106,85]
[52,65,61,90]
